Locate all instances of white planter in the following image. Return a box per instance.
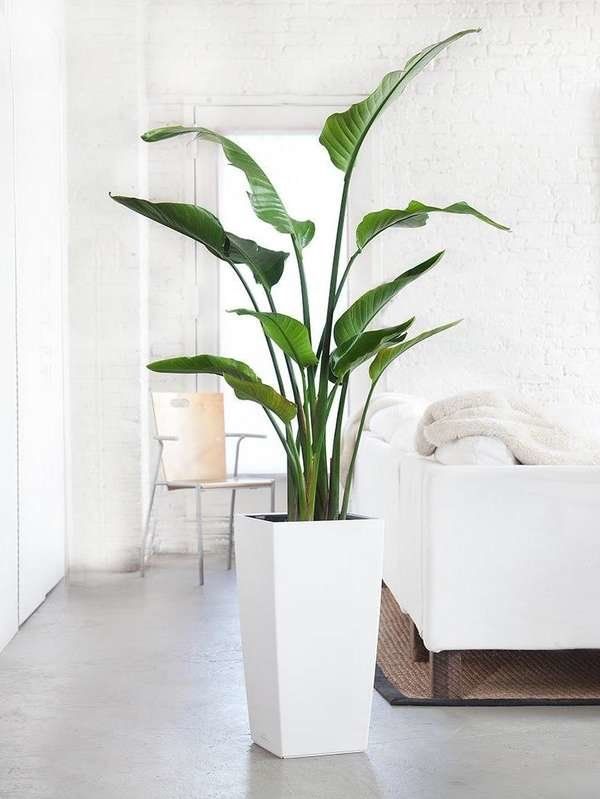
[235,512,384,759]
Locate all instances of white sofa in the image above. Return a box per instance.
[353,436,600,656]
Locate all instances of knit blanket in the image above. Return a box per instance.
[415,391,600,466]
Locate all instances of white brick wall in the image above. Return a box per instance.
[66,0,148,571]
[67,0,600,567]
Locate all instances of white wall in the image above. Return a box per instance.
[143,0,600,409]
[12,0,68,620]
[66,0,148,571]
[1,0,67,644]
[0,1,19,649]
[66,0,600,566]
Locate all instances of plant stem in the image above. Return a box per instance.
[316,249,360,359]
[305,382,339,518]
[333,249,360,307]
[339,381,376,519]
[285,422,308,517]
[227,260,286,397]
[312,177,351,517]
[292,238,318,456]
[314,176,351,475]
[318,178,351,392]
[327,376,348,519]
[264,288,309,467]
[263,409,307,516]
[263,408,295,464]
[293,238,311,336]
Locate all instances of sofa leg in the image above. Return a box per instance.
[410,620,429,662]
[430,651,462,699]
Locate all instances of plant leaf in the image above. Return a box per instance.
[111,195,228,258]
[111,195,289,287]
[319,29,478,174]
[333,251,444,346]
[147,354,259,382]
[224,374,297,423]
[356,200,509,250]
[226,232,287,289]
[141,125,315,249]
[369,321,461,383]
[330,318,414,379]
[231,309,318,367]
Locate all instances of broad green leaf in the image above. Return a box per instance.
[227,232,287,289]
[319,29,478,174]
[231,309,318,367]
[330,318,414,379]
[141,126,315,248]
[356,200,509,250]
[333,251,444,346]
[147,354,259,382]
[111,195,228,258]
[224,374,297,424]
[369,321,461,383]
[111,195,289,288]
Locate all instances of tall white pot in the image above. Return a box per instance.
[235,513,384,759]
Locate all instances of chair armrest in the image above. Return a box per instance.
[226,433,267,476]
[226,433,266,440]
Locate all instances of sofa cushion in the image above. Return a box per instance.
[369,395,428,448]
[435,435,517,466]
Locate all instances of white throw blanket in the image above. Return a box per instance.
[416,390,600,466]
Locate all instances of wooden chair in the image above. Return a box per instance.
[142,392,275,584]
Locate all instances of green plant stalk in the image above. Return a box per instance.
[299,368,312,452]
[227,260,287,397]
[339,381,376,519]
[263,288,310,469]
[333,249,360,308]
[312,176,352,518]
[285,422,308,516]
[305,382,339,518]
[314,448,329,520]
[327,376,349,519]
[263,409,299,477]
[318,177,351,400]
[286,467,299,521]
[292,238,311,336]
[316,249,360,359]
[293,238,318,454]
[228,260,307,515]
[263,408,307,516]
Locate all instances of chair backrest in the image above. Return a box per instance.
[152,392,226,483]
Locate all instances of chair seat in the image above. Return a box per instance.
[160,476,276,490]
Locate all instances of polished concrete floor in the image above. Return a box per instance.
[1,555,600,798]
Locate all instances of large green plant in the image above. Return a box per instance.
[112,29,508,522]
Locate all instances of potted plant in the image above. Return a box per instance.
[112,28,508,758]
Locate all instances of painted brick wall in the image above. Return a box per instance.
[143,0,600,398]
[67,0,600,566]
[66,0,148,571]
[146,0,600,407]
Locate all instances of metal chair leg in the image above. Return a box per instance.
[141,440,164,577]
[140,481,158,577]
[227,489,237,571]
[196,486,204,586]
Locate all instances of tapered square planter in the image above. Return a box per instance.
[235,513,384,759]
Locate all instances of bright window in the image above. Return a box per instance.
[218,133,346,473]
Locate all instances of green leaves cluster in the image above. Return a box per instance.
[111,29,509,521]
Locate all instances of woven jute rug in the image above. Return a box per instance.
[376,584,600,706]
